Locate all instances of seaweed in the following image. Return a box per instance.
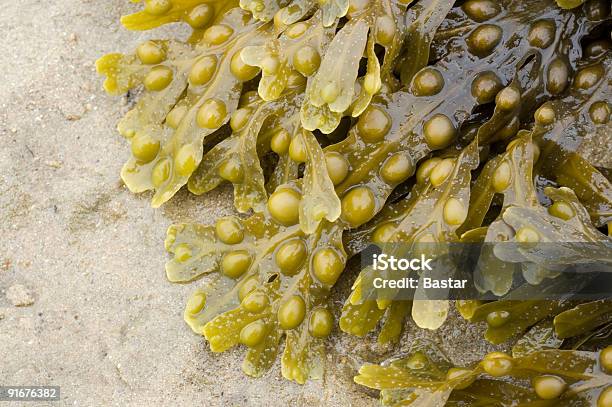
[98,7,273,207]
[470,136,611,296]
[339,0,605,334]
[356,342,612,406]
[340,140,480,335]
[98,0,612,394]
[535,53,612,227]
[166,212,345,382]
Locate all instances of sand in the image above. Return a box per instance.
[0,2,503,406]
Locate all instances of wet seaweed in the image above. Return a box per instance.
[98,0,612,395]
